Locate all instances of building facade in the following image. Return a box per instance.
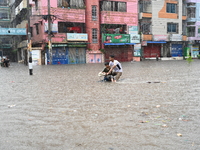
[186,0,200,58]
[139,0,188,60]
[0,0,12,59]
[16,0,138,65]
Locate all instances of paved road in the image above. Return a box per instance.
[0,60,200,150]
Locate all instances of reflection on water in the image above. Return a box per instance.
[0,60,200,150]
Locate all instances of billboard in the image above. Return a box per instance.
[67,33,88,41]
[0,28,26,35]
[103,34,130,43]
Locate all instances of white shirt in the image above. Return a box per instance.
[109,60,122,72]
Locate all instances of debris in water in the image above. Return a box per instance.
[139,121,149,123]
[177,133,182,137]
[156,105,161,108]
[8,105,16,108]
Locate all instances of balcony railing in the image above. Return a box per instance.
[187,32,195,37]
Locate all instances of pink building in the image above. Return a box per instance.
[30,0,138,64]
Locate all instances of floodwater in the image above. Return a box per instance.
[0,60,200,150]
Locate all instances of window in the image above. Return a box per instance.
[101,1,126,12]
[187,27,195,37]
[30,27,33,37]
[92,5,97,21]
[140,19,151,34]
[187,22,195,26]
[187,7,196,18]
[35,24,39,35]
[0,0,8,6]
[139,1,152,13]
[167,23,178,33]
[57,0,85,9]
[182,1,186,16]
[92,28,97,43]
[58,22,84,33]
[167,3,176,13]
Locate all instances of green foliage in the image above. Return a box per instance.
[99,49,105,54]
[87,48,92,51]
[186,56,193,64]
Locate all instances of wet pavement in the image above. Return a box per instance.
[0,60,200,150]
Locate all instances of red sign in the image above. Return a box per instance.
[141,41,147,46]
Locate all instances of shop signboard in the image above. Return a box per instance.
[103,34,130,43]
[31,50,41,65]
[170,34,182,41]
[134,44,141,56]
[130,34,140,43]
[44,23,58,33]
[153,35,168,41]
[0,28,26,35]
[192,46,199,58]
[128,26,138,34]
[67,33,88,41]
[141,41,147,46]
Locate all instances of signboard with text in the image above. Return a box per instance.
[170,34,182,41]
[67,33,88,41]
[0,28,26,35]
[130,34,140,43]
[103,34,130,43]
[128,26,138,34]
[153,35,168,41]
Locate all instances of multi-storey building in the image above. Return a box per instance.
[23,0,139,65]
[186,0,200,58]
[139,0,188,60]
[10,0,31,64]
[0,0,12,59]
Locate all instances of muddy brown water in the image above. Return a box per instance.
[0,60,200,150]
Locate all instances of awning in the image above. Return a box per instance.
[104,43,136,45]
[147,41,166,43]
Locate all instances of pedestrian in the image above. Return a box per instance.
[102,62,115,82]
[107,55,122,81]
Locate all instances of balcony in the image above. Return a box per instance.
[139,13,152,19]
[142,34,152,41]
[182,36,187,41]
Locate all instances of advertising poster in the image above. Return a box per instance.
[192,46,199,58]
[32,50,41,65]
[103,34,130,43]
[134,44,141,57]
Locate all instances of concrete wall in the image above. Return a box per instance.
[152,0,183,36]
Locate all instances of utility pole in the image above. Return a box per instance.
[48,0,52,64]
[27,0,33,75]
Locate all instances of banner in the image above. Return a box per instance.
[130,34,140,43]
[0,28,26,35]
[153,35,168,41]
[67,33,88,41]
[103,34,130,43]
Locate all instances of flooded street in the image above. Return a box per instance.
[0,60,200,150]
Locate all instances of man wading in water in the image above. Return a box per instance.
[106,55,123,82]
